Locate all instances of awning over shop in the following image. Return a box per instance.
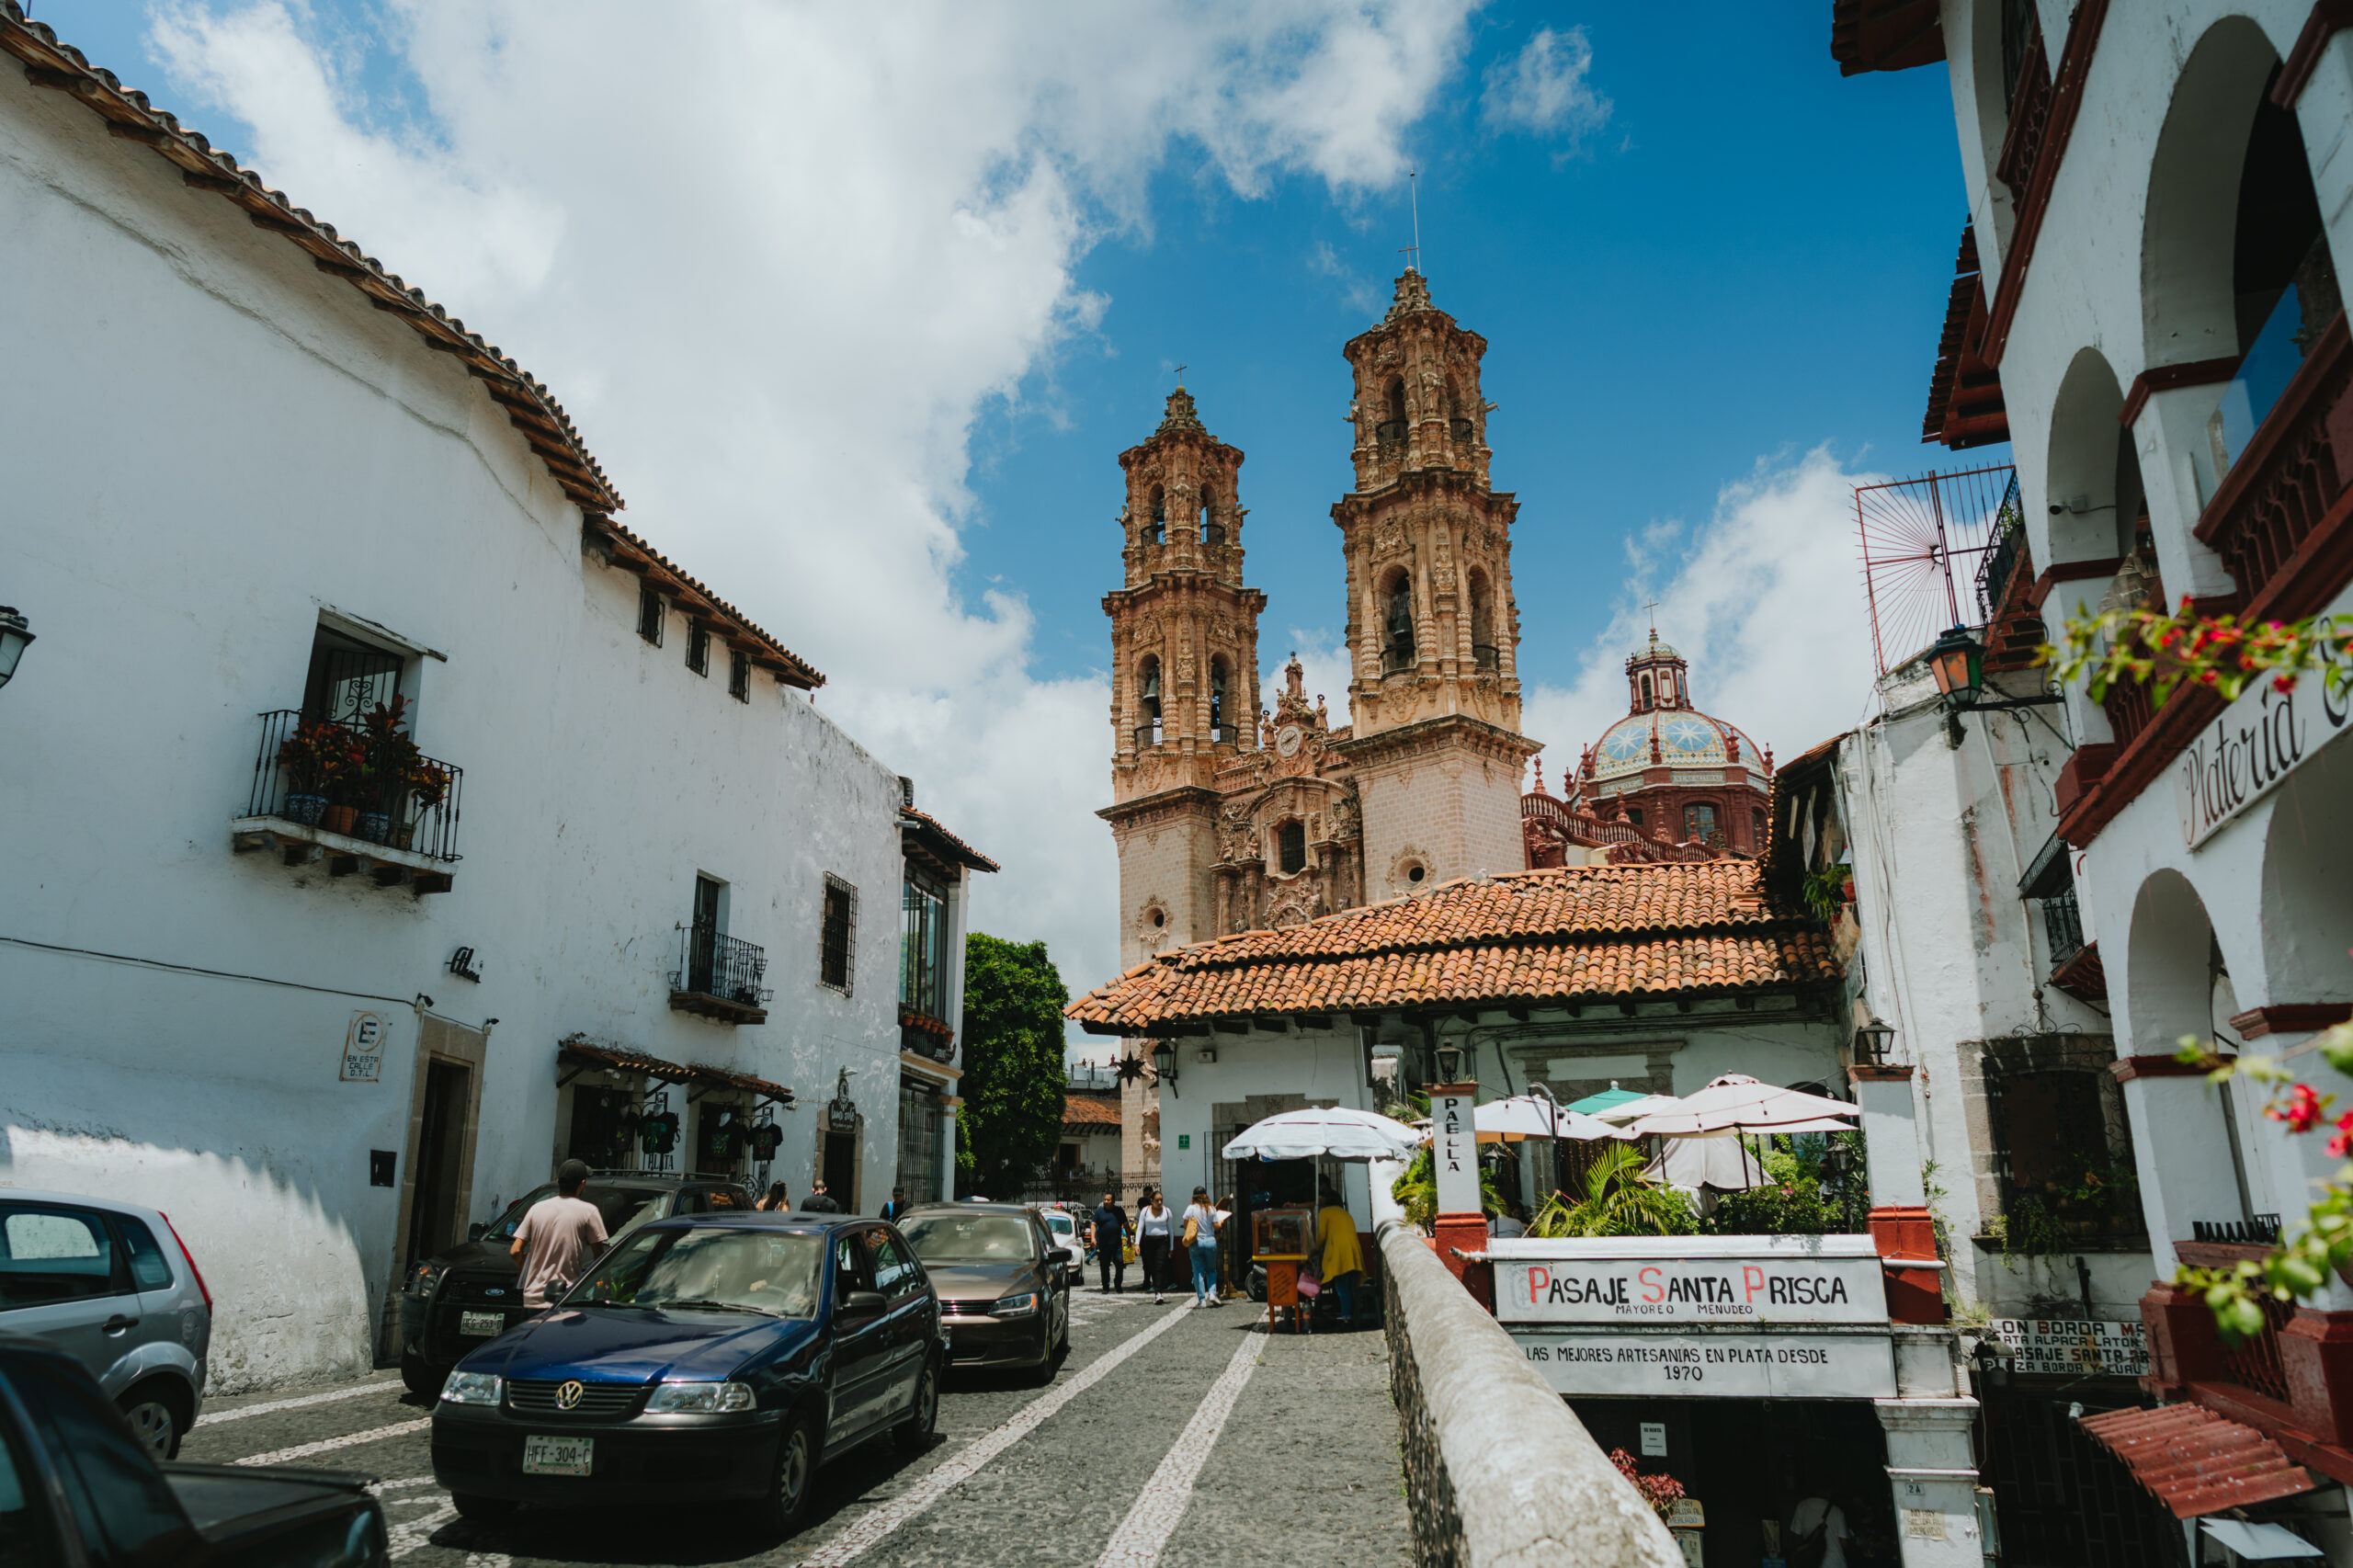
[2075,1403,2318,1518]
[556,1038,794,1108]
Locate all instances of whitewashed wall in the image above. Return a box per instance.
[0,72,911,1388]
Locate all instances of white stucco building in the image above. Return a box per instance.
[0,7,988,1395]
[1837,0,2353,1555]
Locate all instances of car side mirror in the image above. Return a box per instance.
[840,1290,887,1319]
[1054,1248,1077,1267]
[468,1222,486,1242]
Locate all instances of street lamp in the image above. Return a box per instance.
[0,608,32,690]
[1853,1016,1896,1066]
[1927,625,1984,704]
[1151,1039,1178,1097]
[1433,1040,1465,1083]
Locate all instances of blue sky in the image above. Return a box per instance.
[42,1,1997,1003]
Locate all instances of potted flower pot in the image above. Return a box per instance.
[323,805,359,836]
[285,793,328,826]
[358,812,392,843]
[393,821,415,849]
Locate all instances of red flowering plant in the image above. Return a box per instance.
[275,721,364,799]
[1608,1448,1688,1519]
[2044,597,2353,710]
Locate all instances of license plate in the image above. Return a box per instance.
[459,1311,504,1337]
[522,1435,593,1476]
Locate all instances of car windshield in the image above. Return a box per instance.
[487,1185,666,1244]
[1043,1214,1074,1238]
[901,1214,1036,1264]
[565,1227,823,1318]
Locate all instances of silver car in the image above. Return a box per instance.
[0,1188,211,1456]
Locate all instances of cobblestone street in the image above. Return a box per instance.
[179,1289,1409,1568]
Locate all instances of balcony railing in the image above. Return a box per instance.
[668,922,769,1024]
[2041,887,2085,971]
[1374,420,1405,458]
[1133,719,1163,751]
[2191,1214,2281,1245]
[1472,642,1498,672]
[235,710,462,889]
[2194,310,2350,613]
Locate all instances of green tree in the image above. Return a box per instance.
[957,934,1070,1199]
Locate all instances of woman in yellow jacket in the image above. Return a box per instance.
[1312,1184,1365,1329]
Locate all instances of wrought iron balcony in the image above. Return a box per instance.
[900,1005,955,1062]
[2191,1214,2281,1245]
[2041,887,2085,971]
[669,921,769,1024]
[232,709,462,892]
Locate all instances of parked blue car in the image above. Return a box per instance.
[428,1212,940,1536]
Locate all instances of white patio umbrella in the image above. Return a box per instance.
[1474,1096,1635,1143]
[1221,1107,1424,1163]
[1623,1074,1859,1139]
[1646,1133,1771,1192]
[1587,1092,1685,1125]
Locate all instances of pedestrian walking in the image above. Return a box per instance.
[509,1159,608,1308]
[1313,1184,1365,1329]
[755,1180,791,1211]
[1135,1188,1174,1304]
[1089,1190,1130,1292]
[802,1180,842,1213]
[880,1187,911,1222]
[1182,1186,1222,1307]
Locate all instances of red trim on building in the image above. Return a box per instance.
[2120,356,2241,429]
[2050,940,2108,1006]
[1983,0,2113,369]
[2277,1,2353,108]
[1922,225,2007,449]
[2232,1005,2353,1040]
[1828,0,1943,76]
[2108,1052,2206,1083]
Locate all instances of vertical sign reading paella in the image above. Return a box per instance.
[1432,1084,1482,1217]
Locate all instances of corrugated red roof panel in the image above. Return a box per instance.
[2077,1403,2319,1518]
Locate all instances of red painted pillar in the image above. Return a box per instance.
[2281,1309,2353,1444]
[2141,1280,2225,1399]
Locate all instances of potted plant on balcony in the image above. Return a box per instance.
[354,698,423,843]
[275,720,359,827]
[398,758,452,850]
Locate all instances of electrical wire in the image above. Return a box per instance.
[0,933,417,1007]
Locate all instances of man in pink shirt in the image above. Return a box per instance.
[510,1160,608,1307]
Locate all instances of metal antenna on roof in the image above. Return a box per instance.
[1399,171,1422,275]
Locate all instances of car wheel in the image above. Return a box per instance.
[400,1351,445,1399]
[893,1358,939,1452]
[116,1381,186,1460]
[450,1493,518,1522]
[745,1411,821,1537]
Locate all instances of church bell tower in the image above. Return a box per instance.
[1100,388,1267,963]
[1331,270,1538,894]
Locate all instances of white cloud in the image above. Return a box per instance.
[142,0,1480,1005]
[1519,449,1887,786]
[1480,25,1610,147]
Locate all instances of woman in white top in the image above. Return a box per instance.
[1182,1187,1222,1307]
[1134,1190,1175,1304]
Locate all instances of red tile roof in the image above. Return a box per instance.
[558,1038,793,1105]
[2076,1403,2318,1518]
[1063,1093,1121,1131]
[1067,861,1836,1035]
[902,808,999,873]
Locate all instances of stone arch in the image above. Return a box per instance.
[2125,868,2227,1057]
[1199,483,1223,545]
[2043,347,2144,567]
[2141,17,2290,369]
[1467,566,1496,670]
[1136,653,1163,742]
[1959,0,2037,251]
[1378,563,1415,674]
[1208,654,1230,742]
[1381,377,1407,450]
[1146,484,1166,544]
[2258,734,2353,1009]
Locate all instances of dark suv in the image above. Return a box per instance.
[397,1173,751,1394]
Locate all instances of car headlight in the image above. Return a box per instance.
[994,1292,1040,1319]
[644,1381,756,1414]
[439,1371,503,1405]
[409,1262,446,1296]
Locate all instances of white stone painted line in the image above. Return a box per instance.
[196,1380,404,1426]
[795,1301,1197,1568]
[233,1418,433,1467]
[369,1476,440,1495]
[1090,1325,1267,1568]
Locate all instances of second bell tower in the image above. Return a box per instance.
[1331,270,1538,894]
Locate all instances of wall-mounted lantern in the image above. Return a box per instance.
[1151,1040,1178,1096]
[0,608,34,691]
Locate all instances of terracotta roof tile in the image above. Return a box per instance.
[1067,861,1836,1034]
[2077,1403,2318,1518]
[901,807,999,873]
[1063,1093,1121,1130]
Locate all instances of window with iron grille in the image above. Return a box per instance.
[687,622,710,676]
[301,628,404,723]
[901,864,949,1019]
[728,648,750,702]
[820,876,857,994]
[1277,820,1307,874]
[637,585,665,645]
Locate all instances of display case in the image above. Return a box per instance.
[1252,1206,1312,1260]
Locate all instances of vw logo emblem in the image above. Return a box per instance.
[555,1380,585,1410]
